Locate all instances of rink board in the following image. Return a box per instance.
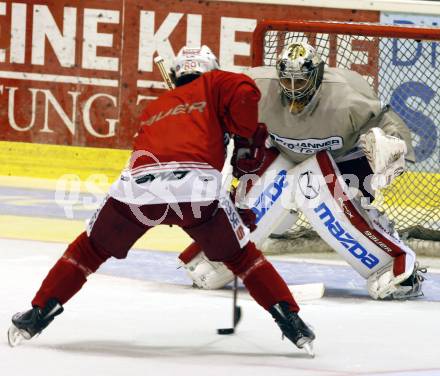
[1,140,438,210]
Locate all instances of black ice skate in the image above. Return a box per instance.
[269,301,316,357]
[8,298,64,347]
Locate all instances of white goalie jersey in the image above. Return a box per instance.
[246,66,415,165]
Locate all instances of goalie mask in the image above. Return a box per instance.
[276,42,324,114]
[171,45,219,86]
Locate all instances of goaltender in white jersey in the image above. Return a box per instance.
[178,42,426,300]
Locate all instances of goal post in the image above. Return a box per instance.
[251,20,440,248]
[252,20,440,68]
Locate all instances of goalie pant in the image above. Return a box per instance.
[31,192,300,314]
[179,150,417,299]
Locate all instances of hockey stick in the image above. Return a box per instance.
[215,282,324,335]
[153,55,175,90]
[217,276,242,335]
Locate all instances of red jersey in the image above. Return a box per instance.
[132,70,261,172]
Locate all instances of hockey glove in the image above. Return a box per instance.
[231,123,268,178]
[359,127,407,191]
[237,207,257,232]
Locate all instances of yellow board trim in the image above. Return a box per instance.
[0,141,130,182]
[0,215,192,252]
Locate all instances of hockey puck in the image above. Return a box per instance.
[217,328,234,335]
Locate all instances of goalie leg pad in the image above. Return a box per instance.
[178,242,234,289]
[367,261,426,300]
[239,151,297,247]
[293,151,419,299]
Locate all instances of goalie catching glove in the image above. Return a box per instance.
[359,127,407,191]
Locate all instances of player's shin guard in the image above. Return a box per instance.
[32,232,110,307]
[224,242,299,312]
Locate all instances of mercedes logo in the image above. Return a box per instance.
[299,171,320,199]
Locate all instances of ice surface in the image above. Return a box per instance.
[1,238,440,376]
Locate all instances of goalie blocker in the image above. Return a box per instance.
[179,149,424,300]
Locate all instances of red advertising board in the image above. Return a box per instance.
[0,0,377,149]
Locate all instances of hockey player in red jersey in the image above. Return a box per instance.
[8,46,315,354]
